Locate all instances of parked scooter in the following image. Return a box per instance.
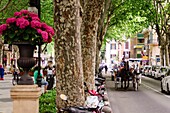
[59,94,98,113]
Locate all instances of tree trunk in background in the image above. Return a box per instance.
[165,34,169,66]
[54,0,85,109]
[160,44,165,66]
[168,47,170,65]
[168,44,170,66]
[81,0,104,90]
[155,24,164,66]
[95,0,112,73]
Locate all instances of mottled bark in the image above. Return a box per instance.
[54,0,85,109]
[81,0,104,90]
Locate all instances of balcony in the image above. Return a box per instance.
[134,44,144,49]
[137,33,144,39]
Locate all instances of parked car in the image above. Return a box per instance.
[145,65,152,76]
[160,67,170,79]
[141,65,147,75]
[155,66,170,79]
[142,65,151,76]
[151,65,161,78]
[161,70,170,94]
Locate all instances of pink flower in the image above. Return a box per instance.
[46,26,55,36]
[23,16,29,19]
[41,23,48,29]
[41,23,54,36]
[29,13,38,17]
[0,24,7,34]
[14,12,21,17]
[20,10,29,15]
[30,20,41,28]
[37,29,42,34]
[16,18,29,29]
[41,31,48,42]
[6,18,16,24]
[32,17,40,21]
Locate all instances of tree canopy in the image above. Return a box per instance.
[104,0,153,42]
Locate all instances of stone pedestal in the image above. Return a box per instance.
[10,85,41,113]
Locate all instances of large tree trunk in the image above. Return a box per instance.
[81,0,104,90]
[54,0,85,109]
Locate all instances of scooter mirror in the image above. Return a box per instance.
[60,94,67,101]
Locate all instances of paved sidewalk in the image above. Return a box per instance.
[0,74,13,113]
[0,72,112,113]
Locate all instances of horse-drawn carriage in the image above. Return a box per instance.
[113,65,141,91]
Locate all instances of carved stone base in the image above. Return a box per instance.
[10,85,41,113]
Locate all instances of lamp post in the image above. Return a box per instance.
[29,0,41,87]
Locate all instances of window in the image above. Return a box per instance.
[125,42,129,49]
[113,44,116,49]
[110,44,112,50]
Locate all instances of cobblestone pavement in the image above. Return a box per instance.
[0,74,13,113]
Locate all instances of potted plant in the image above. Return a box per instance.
[0,9,54,44]
[0,9,55,85]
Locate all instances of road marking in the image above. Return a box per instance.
[142,83,170,99]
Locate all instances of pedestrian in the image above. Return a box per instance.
[105,65,108,74]
[12,65,19,81]
[43,61,55,90]
[0,64,4,80]
[33,66,48,93]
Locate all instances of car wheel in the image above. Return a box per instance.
[161,82,165,93]
[167,84,170,94]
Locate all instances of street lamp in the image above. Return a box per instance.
[29,0,41,87]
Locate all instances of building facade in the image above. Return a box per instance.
[105,27,160,67]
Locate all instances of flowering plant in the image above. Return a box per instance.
[0,9,54,45]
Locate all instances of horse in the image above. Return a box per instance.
[118,67,129,90]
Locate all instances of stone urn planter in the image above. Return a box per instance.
[14,42,36,85]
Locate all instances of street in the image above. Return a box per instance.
[1,73,170,113]
[106,75,170,113]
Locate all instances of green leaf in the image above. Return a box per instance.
[9,33,15,39]
[23,34,29,40]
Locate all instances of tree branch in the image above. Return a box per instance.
[0,0,12,12]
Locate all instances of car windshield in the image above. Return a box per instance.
[161,68,167,72]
